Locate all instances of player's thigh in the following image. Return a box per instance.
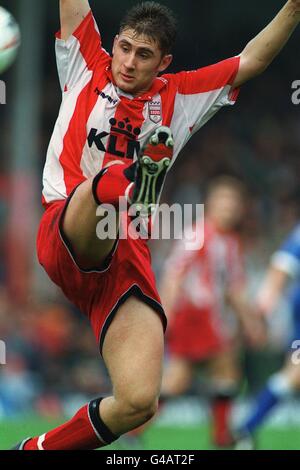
[102,296,165,404]
[162,356,194,396]
[62,178,118,266]
[208,347,240,382]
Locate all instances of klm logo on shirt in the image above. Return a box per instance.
[88,117,141,159]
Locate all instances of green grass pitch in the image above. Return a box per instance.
[0,415,299,450]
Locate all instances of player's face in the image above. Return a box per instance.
[112,29,172,96]
[207,187,245,230]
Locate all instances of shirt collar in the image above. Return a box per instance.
[105,64,168,102]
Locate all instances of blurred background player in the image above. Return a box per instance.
[235,222,300,449]
[125,176,265,449]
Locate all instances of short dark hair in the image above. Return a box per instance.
[119,2,177,55]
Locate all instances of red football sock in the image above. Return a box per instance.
[211,397,233,447]
[24,399,117,450]
[92,164,134,208]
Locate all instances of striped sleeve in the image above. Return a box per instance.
[174,56,240,136]
[55,11,110,92]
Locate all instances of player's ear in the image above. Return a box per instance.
[158,54,173,73]
[112,35,119,55]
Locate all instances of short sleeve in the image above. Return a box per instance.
[55,11,110,92]
[174,56,240,135]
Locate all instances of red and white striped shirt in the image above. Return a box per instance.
[42,11,240,207]
[164,221,245,315]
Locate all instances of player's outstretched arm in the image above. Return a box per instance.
[59,0,91,40]
[233,0,300,87]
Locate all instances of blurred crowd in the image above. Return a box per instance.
[0,289,111,418]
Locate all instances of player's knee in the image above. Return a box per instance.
[123,391,159,423]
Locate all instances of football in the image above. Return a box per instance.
[0,6,20,74]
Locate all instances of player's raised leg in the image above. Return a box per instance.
[130,126,174,216]
[61,126,174,270]
[62,162,131,270]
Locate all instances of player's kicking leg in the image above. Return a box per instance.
[61,126,174,271]
[13,297,164,450]
[130,126,173,215]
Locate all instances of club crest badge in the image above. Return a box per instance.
[148,100,162,124]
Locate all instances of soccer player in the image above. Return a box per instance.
[235,223,300,450]
[157,176,265,448]
[14,0,300,450]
